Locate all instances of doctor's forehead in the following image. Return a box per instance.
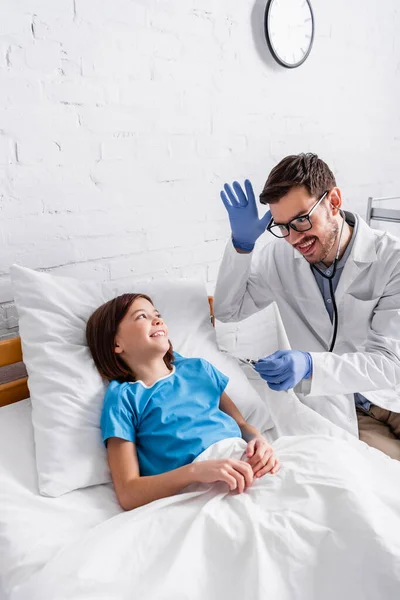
[269,186,316,222]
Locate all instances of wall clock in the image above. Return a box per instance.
[264,0,315,69]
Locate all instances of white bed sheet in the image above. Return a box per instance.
[0,400,122,599]
[1,383,395,599]
[8,435,400,600]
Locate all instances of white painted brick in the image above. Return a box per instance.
[84,51,149,81]
[177,263,207,280]
[101,139,138,161]
[43,78,107,106]
[109,250,173,280]
[52,138,101,166]
[118,81,181,111]
[7,41,61,73]
[0,276,13,304]
[4,214,70,245]
[78,106,154,135]
[0,247,18,276]
[166,134,196,159]
[170,240,225,269]
[60,56,82,77]
[0,75,42,105]
[0,6,32,41]
[0,106,80,139]
[196,135,247,159]
[16,138,100,169]
[75,233,146,262]
[16,140,62,165]
[44,261,110,281]
[19,0,73,19]
[0,137,14,164]
[18,239,79,271]
[134,29,181,61]
[74,0,147,26]
[203,219,230,241]
[110,269,180,292]
[146,223,204,252]
[89,159,156,198]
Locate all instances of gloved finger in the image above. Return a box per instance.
[254,356,284,371]
[232,181,248,207]
[254,359,290,376]
[265,350,289,361]
[257,372,285,386]
[260,208,273,229]
[261,372,289,384]
[220,189,232,210]
[244,179,256,206]
[224,183,243,208]
[255,350,289,366]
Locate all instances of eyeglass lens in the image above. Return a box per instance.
[269,218,312,238]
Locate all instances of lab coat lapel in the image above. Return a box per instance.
[334,216,377,304]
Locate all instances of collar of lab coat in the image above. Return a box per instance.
[293,212,378,264]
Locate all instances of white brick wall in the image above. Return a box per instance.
[1,0,400,338]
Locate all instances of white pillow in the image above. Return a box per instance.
[10,264,273,497]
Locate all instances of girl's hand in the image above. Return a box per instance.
[192,458,254,493]
[245,436,280,478]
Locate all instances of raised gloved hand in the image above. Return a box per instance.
[220,180,272,252]
[254,350,313,391]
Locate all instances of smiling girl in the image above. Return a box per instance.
[86,293,279,511]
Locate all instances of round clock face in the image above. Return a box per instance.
[264,0,315,68]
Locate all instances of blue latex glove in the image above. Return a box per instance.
[254,350,313,391]
[220,180,272,252]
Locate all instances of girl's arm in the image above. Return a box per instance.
[219,391,262,442]
[107,438,198,511]
[107,437,255,511]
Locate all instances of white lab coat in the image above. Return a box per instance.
[214,214,400,437]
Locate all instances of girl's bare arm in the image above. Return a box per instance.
[219,391,262,441]
[107,437,254,511]
[107,438,198,511]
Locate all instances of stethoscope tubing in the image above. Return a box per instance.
[310,209,346,353]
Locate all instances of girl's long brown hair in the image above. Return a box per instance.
[86,293,174,383]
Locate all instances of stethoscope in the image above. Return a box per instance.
[309,208,347,352]
[236,209,351,368]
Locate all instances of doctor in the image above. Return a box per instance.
[214,153,400,460]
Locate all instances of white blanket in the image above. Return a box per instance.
[11,435,400,600]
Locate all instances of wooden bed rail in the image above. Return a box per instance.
[0,296,216,408]
[0,337,29,407]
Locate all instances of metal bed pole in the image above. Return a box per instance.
[366,196,400,226]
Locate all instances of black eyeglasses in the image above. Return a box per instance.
[266,191,329,238]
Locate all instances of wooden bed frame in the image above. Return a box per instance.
[0,296,216,408]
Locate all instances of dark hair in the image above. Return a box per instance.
[259,153,336,204]
[86,293,174,383]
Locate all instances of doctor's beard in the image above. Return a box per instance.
[297,217,339,265]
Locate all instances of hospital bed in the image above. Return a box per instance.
[1,293,400,600]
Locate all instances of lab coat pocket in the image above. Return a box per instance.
[343,294,380,345]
